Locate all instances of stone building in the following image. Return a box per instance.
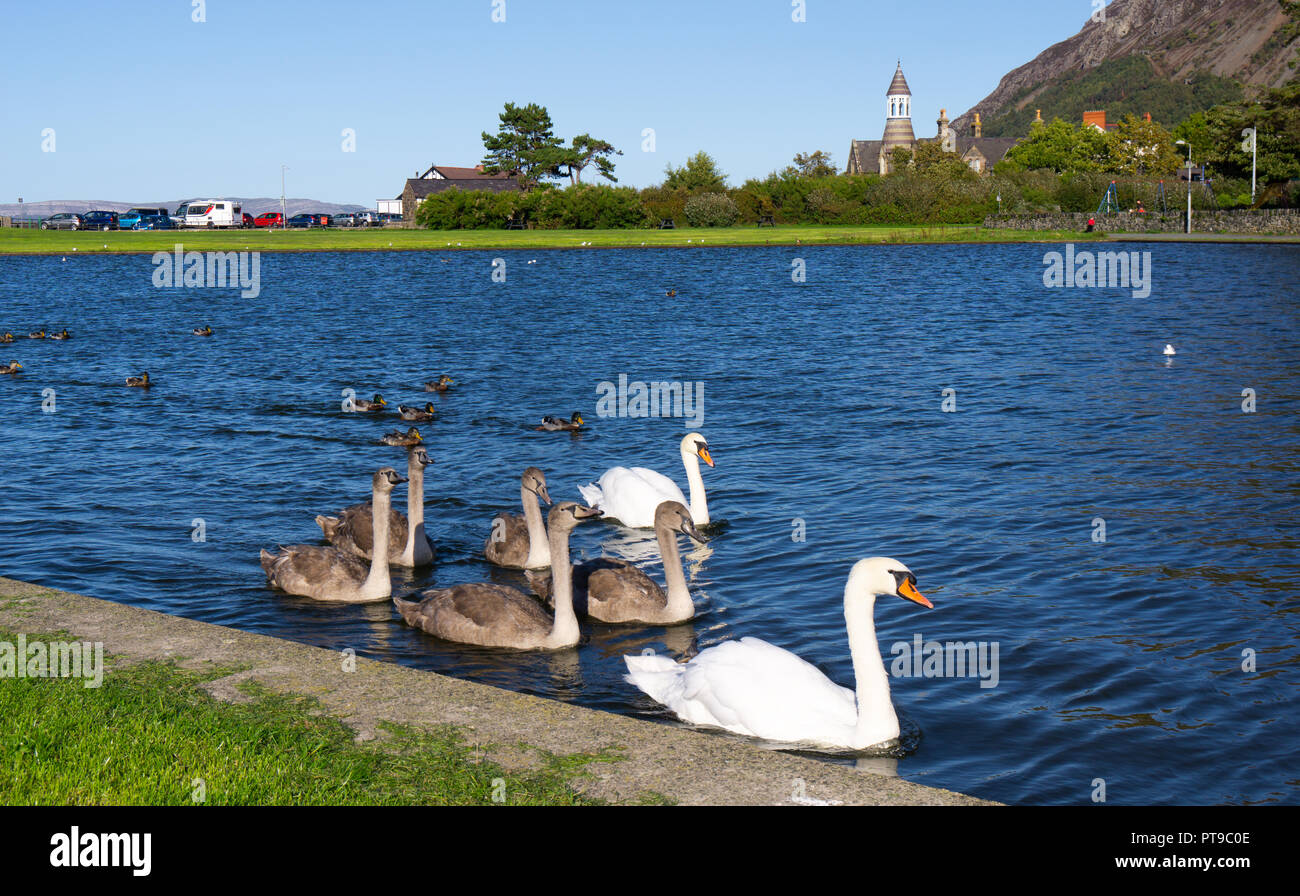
[847,63,1017,176]
[397,164,521,224]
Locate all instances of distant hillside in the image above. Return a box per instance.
[981,56,1244,136]
[954,0,1300,136]
[0,198,368,220]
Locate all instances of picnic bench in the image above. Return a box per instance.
[658,218,675,229]
[757,214,775,227]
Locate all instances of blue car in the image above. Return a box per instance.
[134,214,176,230]
[119,207,169,230]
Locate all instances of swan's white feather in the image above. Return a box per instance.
[581,466,687,529]
[625,637,857,745]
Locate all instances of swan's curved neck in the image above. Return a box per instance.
[655,520,694,619]
[680,450,709,526]
[522,483,550,567]
[364,486,392,596]
[404,457,424,561]
[543,524,579,648]
[844,583,899,748]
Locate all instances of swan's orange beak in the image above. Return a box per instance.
[698,448,714,467]
[899,579,933,609]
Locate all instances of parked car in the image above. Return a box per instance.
[40,213,83,231]
[173,200,242,228]
[82,211,120,231]
[287,213,329,228]
[331,212,356,227]
[134,214,176,230]
[354,211,379,227]
[118,207,169,230]
[377,212,402,224]
[254,212,285,228]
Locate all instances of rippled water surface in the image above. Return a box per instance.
[1,242,1296,805]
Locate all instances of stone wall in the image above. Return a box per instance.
[984,210,1300,235]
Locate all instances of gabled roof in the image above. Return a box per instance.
[887,62,911,97]
[405,177,521,199]
[418,163,513,180]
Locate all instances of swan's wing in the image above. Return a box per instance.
[625,466,687,502]
[592,467,683,528]
[398,584,551,648]
[262,544,368,599]
[483,512,529,567]
[672,638,857,742]
[576,481,604,509]
[327,501,408,559]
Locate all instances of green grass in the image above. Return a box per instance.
[0,630,603,805]
[0,223,1105,255]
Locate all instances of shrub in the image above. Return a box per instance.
[683,192,740,227]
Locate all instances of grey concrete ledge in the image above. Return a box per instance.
[0,577,996,806]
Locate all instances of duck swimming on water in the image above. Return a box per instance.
[536,412,583,432]
[349,394,387,412]
[50,329,71,340]
[28,330,46,340]
[192,325,213,336]
[380,427,423,447]
[125,372,151,388]
[423,375,454,393]
[399,403,436,421]
[0,361,22,375]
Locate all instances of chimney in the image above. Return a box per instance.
[937,108,949,138]
[1144,112,1151,122]
[1034,109,1043,124]
[973,113,982,138]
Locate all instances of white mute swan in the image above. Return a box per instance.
[623,557,933,750]
[579,432,713,528]
[261,467,406,603]
[316,445,434,568]
[484,467,551,569]
[394,502,601,650]
[529,500,707,624]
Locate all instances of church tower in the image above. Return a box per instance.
[881,61,916,172]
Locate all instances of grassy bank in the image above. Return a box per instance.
[0,223,1106,255]
[0,629,603,805]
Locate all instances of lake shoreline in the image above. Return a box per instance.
[0,225,1117,256]
[0,577,997,806]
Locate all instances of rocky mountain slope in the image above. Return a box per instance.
[953,0,1299,135]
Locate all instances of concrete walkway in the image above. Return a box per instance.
[1108,232,1300,243]
[0,577,995,806]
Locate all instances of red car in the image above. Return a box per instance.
[254,212,285,227]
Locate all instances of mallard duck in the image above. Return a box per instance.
[399,402,436,422]
[423,375,454,393]
[536,412,583,432]
[192,325,213,336]
[50,329,71,340]
[0,333,14,344]
[28,330,46,340]
[380,426,422,447]
[666,289,677,297]
[126,372,151,388]
[349,394,387,412]
[0,361,22,375]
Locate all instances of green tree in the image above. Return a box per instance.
[663,151,728,192]
[1201,82,1300,188]
[1002,118,1110,173]
[1107,114,1181,176]
[480,102,567,190]
[1172,112,1214,163]
[560,134,622,185]
[782,150,837,178]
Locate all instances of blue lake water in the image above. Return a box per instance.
[1,241,1296,805]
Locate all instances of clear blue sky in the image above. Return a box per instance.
[1,0,1104,204]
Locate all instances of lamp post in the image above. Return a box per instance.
[1241,128,1257,205]
[1175,140,1192,234]
[280,165,288,230]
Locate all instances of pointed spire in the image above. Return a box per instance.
[887,61,911,97]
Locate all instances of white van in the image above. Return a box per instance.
[173,200,243,228]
